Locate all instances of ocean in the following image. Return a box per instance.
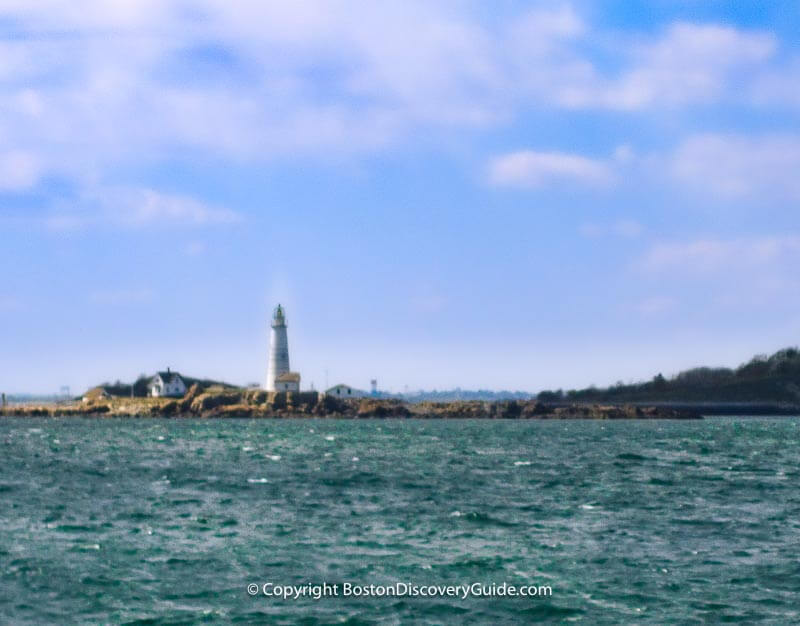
[1,417,798,624]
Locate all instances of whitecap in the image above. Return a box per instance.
[352,457,359,462]
[580,504,597,510]
[514,461,532,466]
[449,511,462,517]
[157,436,165,441]
[324,435,335,441]
[242,446,254,452]
[267,454,281,461]
[247,478,269,484]
[324,452,332,457]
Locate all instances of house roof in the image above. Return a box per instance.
[276,372,301,382]
[326,384,356,392]
[152,371,183,383]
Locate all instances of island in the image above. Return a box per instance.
[0,384,701,419]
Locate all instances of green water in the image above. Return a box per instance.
[1,417,799,624]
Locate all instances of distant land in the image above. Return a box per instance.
[4,347,800,415]
[68,345,800,406]
[0,385,701,420]
[538,347,800,406]
[389,389,534,402]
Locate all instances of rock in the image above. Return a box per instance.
[84,404,110,415]
[243,389,267,405]
[189,391,241,414]
[356,399,410,418]
[0,391,701,420]
[161,400,179,416]
[547,404,701,420]
[312,394,348,416]
[180,383,204,413]
[520,401,550,418]
[203,403,255,418]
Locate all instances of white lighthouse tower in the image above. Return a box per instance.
[266,304,300,391]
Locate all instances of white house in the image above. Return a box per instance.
[325,384,365,399]
[275,371,301,392]
[149,369,187,397]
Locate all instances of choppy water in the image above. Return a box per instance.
[2,417,800,624]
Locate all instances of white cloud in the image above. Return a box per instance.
[561,23,775,110]
[670,133,800,198]
[0,1,794,214]
[0,0,512,170]
[488,150,613,188]
[751,58,800,107]
[42,214,87,232]
[0,151,42,190]
[38,187,241,231]
[113,188,241,226]
[0,3,788,183]
[613,144,635,163]
[641,236,800,274]
[637,236,800,315]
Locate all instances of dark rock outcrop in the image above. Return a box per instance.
[356,398,410,418]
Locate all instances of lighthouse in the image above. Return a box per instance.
[266,304,300,392]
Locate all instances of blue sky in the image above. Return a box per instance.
[2,1,800,394]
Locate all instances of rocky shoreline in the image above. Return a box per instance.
[0,384,701,419]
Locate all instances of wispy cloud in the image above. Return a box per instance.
[751,57,800,108]
[669,133,800,199]
[641,236,800,274]
[0,2,791,190]
[488,150,613,188]
[0,151,42,190]
[113,188,241,226]
[40,187,241,231]
[560,23,775,110]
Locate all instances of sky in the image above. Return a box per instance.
[2,1,800,394]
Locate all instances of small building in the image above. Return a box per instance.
[275,371,301,392]
[325,384,365,399]
[149,369,187,398]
